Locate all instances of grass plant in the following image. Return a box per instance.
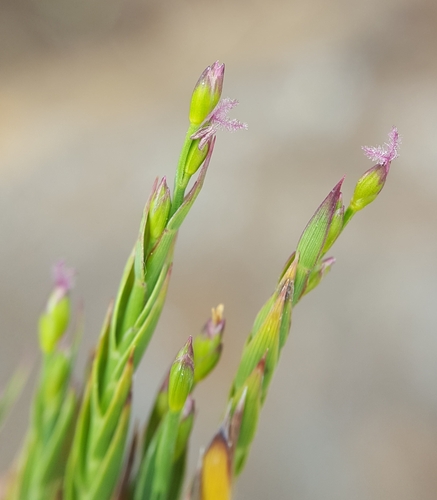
[1,61,399,500]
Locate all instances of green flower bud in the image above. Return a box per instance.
[38,261,74,354]
[189,61,225,125]
[149,177,171,242]
[184,139,209,177]
[39,296,70,354]
[193,304,225,384]
[349,163,389,212]
[168,337,194,412]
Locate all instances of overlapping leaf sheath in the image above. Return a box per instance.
[6,263,78,500]
[63,62,230,500]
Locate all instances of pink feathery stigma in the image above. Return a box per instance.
[52,260,75,295]
[362,127,400,167]
[191,97,248,149]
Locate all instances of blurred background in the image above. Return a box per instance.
[1,0,437,498]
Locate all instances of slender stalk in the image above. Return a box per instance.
[171,124,199,216]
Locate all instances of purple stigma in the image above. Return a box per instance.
[52,260,75,295]
[362,127,400,167]
[191,97,248,149]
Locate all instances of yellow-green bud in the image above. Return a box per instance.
[39,296,69,354]
[189,61,225,125]
[39,261,74,354]
[168,337,194,412]
[350,163,389,212]
[184,139,209,177]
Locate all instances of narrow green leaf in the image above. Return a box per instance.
[130,266,172,369]
[91,351,134,461]
[134,427,161,500]
[151,410,181,500]
[86,397,131,500]
[0,366,29,430]
[63,378,92,499]
[110,250,135,348]
[40,389,77,484]
[167,449,188,500]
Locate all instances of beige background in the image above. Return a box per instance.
[1,0,437,498]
